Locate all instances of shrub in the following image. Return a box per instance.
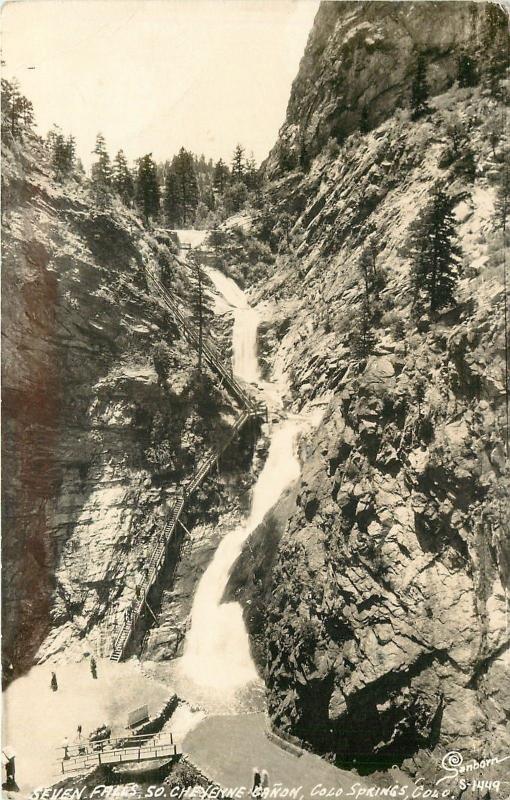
[324,137,341,160]
[153,341,173,385]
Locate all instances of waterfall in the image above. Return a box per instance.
[178,263,305,696]
[206,267,260,385]
[180,418,303,691]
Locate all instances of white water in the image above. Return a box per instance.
[178,259,307,697]
[173,228,209,249]
[206,267,261,385]
[180,418,304,691]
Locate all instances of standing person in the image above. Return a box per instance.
[77,724,86,754]
[251,767,261,798]
[90,656,97,679]
[50,671,58,692]
[62,737,69,760]
[261,770,270,797]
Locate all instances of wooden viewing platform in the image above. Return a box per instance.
[58,732,179,775]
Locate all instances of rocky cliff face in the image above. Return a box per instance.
[1,131,240,679]
[266,0,503,173]
[228,0,509,783]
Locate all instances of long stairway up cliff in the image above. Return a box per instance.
[226,0,510,785]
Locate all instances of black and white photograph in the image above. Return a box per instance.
[1,1,509,797]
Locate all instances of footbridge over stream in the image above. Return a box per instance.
[58,731,179,776]
[110,255,266,662]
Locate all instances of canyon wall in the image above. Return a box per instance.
[1,131,241,679]
[229,0,509,783]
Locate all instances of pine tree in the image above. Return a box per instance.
[52,133,67,179]
[113,149,134,205]
[244,153,259,191]
[51,132,75,180]
[444,114,468,161]
[231,144,245,182]
[172,148,199,224]
[359,247,373,307]
[223,180,248,215]
[480,5,509,98]
[358,232,384,307]
[457,51,478,87]
[65,135,76,170]
[410,54,431,120]
[18,95,34,128]
[135,153,160,225]
[360,105,370,134]
[1,79,34,140]
[298,129,310,171]
[213,158,229,193]
[163,169,182,227]
[188,256,213,373]
[407,185,463,314]
[350,300,377,362]
[91,133,112,206]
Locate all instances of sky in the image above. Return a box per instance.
[1,0,319,169]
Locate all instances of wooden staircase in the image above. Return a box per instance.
[110,495,185,662]
[147,269,264,416]
[110,268,266,662]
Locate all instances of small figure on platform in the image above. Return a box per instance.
[261,770,270,797]
[2,747,18,792]
[77,724,86,754]
[90,656,97,679]
[50,671,58,692]
[251,767,261,798]
[62,737,70,760]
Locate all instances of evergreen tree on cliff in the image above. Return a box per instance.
[410,54,431,120]
[113,149,134,205]
[231,144,245,181]
[358,233,384,307]
[350,300,377,362]
[1,79,34,140]
[135,153,160,225]
[51,132,76,180]
[188,255,213,373]
[91,133,112,206]
[163,169,182,227]
[457,51,478,88]
[244,153,260,191]
[407,185,462,314]
[481,4,509,98]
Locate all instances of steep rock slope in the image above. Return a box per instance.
[266,0,504,171]
[1,131,239,678]
[230,0,509,783]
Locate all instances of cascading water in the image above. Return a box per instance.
[206,267,260,385]
[180,418,303,692]
[175,262,306,702]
